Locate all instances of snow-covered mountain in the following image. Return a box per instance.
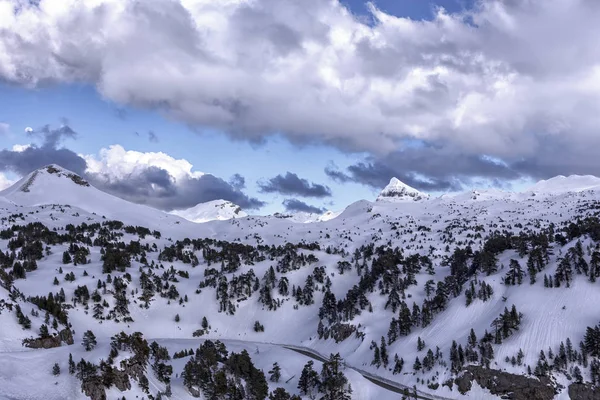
[376,177,430,202]
[271,209,341,223]
[527,174,600,194]
[170,199,247,223]
[3,167,600,400]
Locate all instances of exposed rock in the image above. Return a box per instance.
[81,377,106,400]
[112,369,131,392]
[454,366,555,400]
[22,328,74,349]
[568,383,600,400]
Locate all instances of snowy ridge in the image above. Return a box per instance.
[527,174,600,194]
[170,199,247,223]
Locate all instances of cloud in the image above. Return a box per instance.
[326,145,522,191]
[0,125,86,175]
[3,1,600,179]
[259,172,332,197]
[12,144,31,152]
[147,131,159,143]
[83,145,264,210]
[0,126,264,210]
[282,199,325,214]
[229,173,246,190]
[0,173,14,190]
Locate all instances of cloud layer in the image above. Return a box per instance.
[0,125,264,210]
[282,199,325,214]
[259,172,332,198]
[1,0,600,184]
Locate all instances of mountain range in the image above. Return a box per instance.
[1,165,600,399]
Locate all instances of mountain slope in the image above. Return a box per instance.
[170,199,247,223]
[0,164,193,232]
[4,166,600,399]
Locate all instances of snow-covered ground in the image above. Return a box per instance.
[2,164,600,399]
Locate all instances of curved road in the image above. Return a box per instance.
[154,337,456,400]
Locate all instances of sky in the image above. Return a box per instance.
[0,0,598,215]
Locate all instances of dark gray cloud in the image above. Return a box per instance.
[229,173,246,190]
[90,169,265,211]
[259,172,332,197]
[325,145,523,192]
[282,199,325,214]
[0,125,86,175]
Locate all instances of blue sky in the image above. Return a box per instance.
[0,83,378,214]
[0,1,478,214]
[0,0,595,214]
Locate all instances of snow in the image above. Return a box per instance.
[527,175,600,194]
[170,199,247,223]
[377,177,430,202]
[2,166,600,399]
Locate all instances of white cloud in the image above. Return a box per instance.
[11,144,31,152]
[0,172,15,190]
[83,144,204,183]
[1,0,600,172]
[24,127,33,133]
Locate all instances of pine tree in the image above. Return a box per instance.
[52,363,60,376]
[82,330,97,351]
[393,354,404,375]
[298,360,320,399]
[380,336,389,367]
[269,362,282,383]
[320,353,351,400]
[413,357,422,372]
[417,336,425,351]
[39,324,50,339]
[68,353,76,374]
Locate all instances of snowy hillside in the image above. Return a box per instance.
[170,199,247,223]
[2,166,600,399]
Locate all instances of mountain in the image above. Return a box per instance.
[271,209,341,223]
[376,177,430,202]
[0,164,197,235]
[527,174,600,194]
[4,165,600,400]
[170,199,247,223]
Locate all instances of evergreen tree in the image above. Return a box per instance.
[417,336,425,351]
[52,363,60,376]
[68,353,76,374]
[298,360,320,399]
[413,357,422,372]
[82,330,97,351]
[269,362,282,383]
[380,336,389,367]
[320,353,351,400]
[392,354,404,375]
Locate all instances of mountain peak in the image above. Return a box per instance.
[7,164,89,194]
[377,177,429,202]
